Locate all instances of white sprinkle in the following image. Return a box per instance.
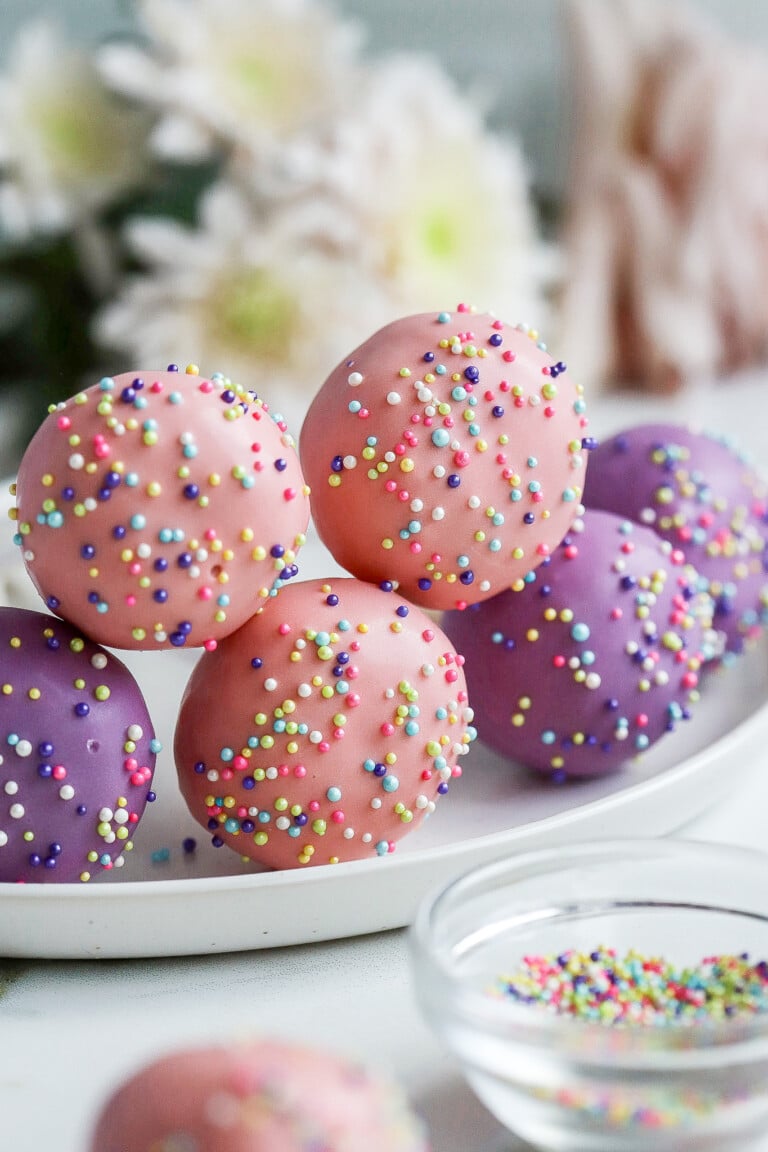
[59,785,74,800]
[9,803,25,819]
[114,809,129,825]
[276,816,290,830]
[431,507,445,521]
[416,795,429,809]
[347,372,363,386]
[410,498,424,513]
[84,497,97,511]
[266,767,278,780]
[15,740,32,758]
[137,543,152,559]
[264,677,278,691]
[91,653,108,669]
[386,392,401,405]
[362,833,372,843]
[0,831,7,847]
[127,724,144,741]
[68,454,85,470]
[4,781,18,795]
[298,683,312,698]
[371,797,382,809]
[467,495,481,509]
[342,455,357,470]
[343,827,354,839]
[309,730,323,744]
[433,465,446,478]
[99,807,113,821]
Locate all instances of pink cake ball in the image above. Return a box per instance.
[12,366,310,650]
[442,510,717,779]
[583,423,768,654]
[300,308,590,610]
[89,1039,430,1152]
[0,607,157,883]
[174,577,475,869]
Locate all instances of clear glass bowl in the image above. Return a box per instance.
[410,839,768,1151]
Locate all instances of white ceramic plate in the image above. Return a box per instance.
[2,463,768,960]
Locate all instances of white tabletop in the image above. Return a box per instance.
[3,372,768,1152]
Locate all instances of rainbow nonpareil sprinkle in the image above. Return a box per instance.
[492,947,768,1025]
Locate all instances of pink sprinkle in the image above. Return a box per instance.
[198,586,213,600]
[385,481,397,493]
[457,302,469,313]
[499,379,510,392]
[394,443,406,456]
[199,380,214,393]
[397,489,410,502]
[57,415,71,430]
[294,765,306,778]
[445,669,458,683]
[319,741,330,753]
[204,639,217,654]
[553,655,566,667]
[381,723,395,736]
[421,769,433,781]
[544,406,555,418]
[454,450,470,468]
[422,629,435,642]
[128,562,141,576]
[204,528,216,541]
[278,764,289,776]
[332,810,345,824]
[346,693,361,707]
[278,622,291,635]
[503,351,516,363]
[124,758,138,772]
[233,756,248,771]
[309,800,320,812]
[492,319,503,330]
[150,381,163,393]
[221,769,233,781]
[333,729,345,740]
[410,542,422,554]
[125,595,136,607]
[283,487,297,501]
[358,408,370,419]
[52,765,66,780]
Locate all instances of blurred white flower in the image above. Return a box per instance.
[0,21,149,238]
[92,180,388,429]
[315,55,546,328]
[98,0,362,165]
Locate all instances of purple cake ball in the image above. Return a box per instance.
[442,510,717,779]
[583,423,768,655]
[0,608,158,883]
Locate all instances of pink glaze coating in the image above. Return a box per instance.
[174,577,475,868]
[0,607,157,883]
[89,1039,429,1152]
[583,423,768,654]
[300,308,590,610]
[442,510,717,778]
[12,367,310,650]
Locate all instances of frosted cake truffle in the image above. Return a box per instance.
[175,577,475,868]
[89,1039,429,1152]
[12,367,310,650]
[443,510,716,778]
[300,308,590,609]
[0,607,158,883]
[583,423,768,654]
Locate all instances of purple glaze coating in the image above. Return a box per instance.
[583,423,768,654]
[442,510,716,778]
[0,608,157,883]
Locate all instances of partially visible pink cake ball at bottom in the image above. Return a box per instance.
[89,1039,430,1152]
[442,510,718,779]
[583,423,768,655]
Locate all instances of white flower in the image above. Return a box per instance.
[316,54,546,328]
[0,21,149,238]
[98,0,362,165]
[92,180,388,429]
